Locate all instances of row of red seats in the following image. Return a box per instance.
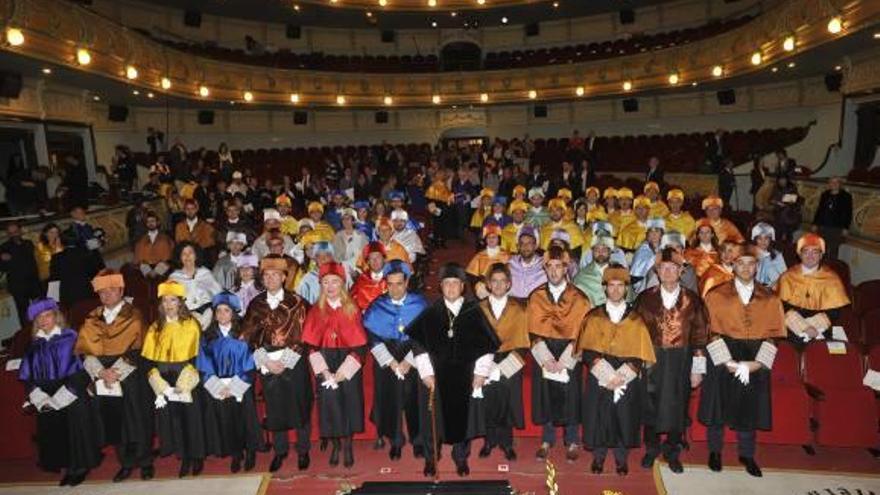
[138,15,751,74]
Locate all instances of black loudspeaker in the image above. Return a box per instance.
[381,30,395,43]
[525,22,540,37]
[293,111,308,125]
[197,110,214,125]
[108,105,129,122]
[622,98,639,113]
[825,72,843,92]
[286,24,301,39]
[375,111,389,124]
[533,105,548,118]
[0,71,22,98]
[619,9,635,24]
[350,480,512,494]
[716,89,736,106]
[183,10,201,27]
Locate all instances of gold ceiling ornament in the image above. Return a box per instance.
[2,0,876,108]
[293,0,543,10]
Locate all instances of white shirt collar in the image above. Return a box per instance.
[103,301,125,325]
[241,279,254,288]
[266,289,284,309]
[801,264,819,275]
[734,278,755,305]
[148,230,159,242]
[605,300,626,324]
[371,271,384,282]
[36,326,62,341]
[390,294,407,306]
[699,243,714,252]
[327,298,342,309]
[186,217,198,230]
[548,281,567,302]
[444,297,464,316]
[219,323,232,337]
[486,246,500,257]
[488,294,508,320]
[660,284,681,310]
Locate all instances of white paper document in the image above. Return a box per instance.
[863,369,880,392]
[541,368,570,383]
[260,349,286,374]
[5,359,20,371]
[95,379,123,397]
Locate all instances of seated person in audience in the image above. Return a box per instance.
[483,196,512,229]
[539,198,584,254]
[616,196,653,252]
[629,218,666,295]
[390,210,425,263]
[263,232,301,293]
[216,202,255,246]
[296,240,345,305]
[684,219,720,278]
[333,208,369,275]
[501,199,531,253]
[213,232,249,291]
[508,226,547,299]
[643,182,669,218]
[609,187,636,235]
[555,188,575,221]
[168,241,223,330]
[274,195,299,237]
[664,189,695,239]
[603,188,618,217]
[525,188,550,228]
[750,222,786,289]
[580,221,628,268]
[35,223,64,284]
[233,254,261,316]
[699,241,741,298]
[509,184,527,205]
[352,200,375,240]
[776,233,850,347]
[372,217,410,266]
[388,191,422,232]
[470,188,495,234]
[174,199,217,262]
[307,201,336,242]
[583,187,607,222]
[573,234,616,306]
[639,232,697,294]
[323,190,349,231]
[466,224,511,299]
[699,196,744,244]
[351,242,388,311]
[134,211,175,279]
[20,298,102,487]
[69,206,101,250]
[253,209,296,260]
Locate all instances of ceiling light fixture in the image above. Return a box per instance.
[788,62,796,68]
[42,68,52,75]
[161,77,172,90]
[527,89,537,99]
[552,1,559,7]
[199,85,210,97]
[384,95,393,105]
[873,32,880,39]
[834,65,842,71]
[431,21,437,27]
[76,48,91,65]
[147,92,154,99]
[92,95,100,101]
[378,0,387,6]
[336,95,346,105]
[712,65,723,77]
[501,17,508,24]
[5,28,24,46]
[622,80,632,91]
[290,93,300,103]
[771,67,778,73]
[428,0,436,5]
[125,65,138,80]
[575,86,585,96]
[783,35,795,51]
[450,11,457,17]
[477,0,485,5]
[432,94,441,104]
[243,91,254,102]
[294,4,300,11]
[668,73,680,85]
[827,16,843,34]
[132,90,139,95]
[750,51,762,65]
[480,93,489,102]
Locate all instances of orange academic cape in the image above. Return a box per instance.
[134,232,175,266]
[704,281,785,341]
[75,303,146,357]
[478,298,531,353]
[576,307,656,364]
[527,283,592,341]
[699,263,734,298]
[776,264,850,311]
[466,250,511,278]
[174,219,216,249]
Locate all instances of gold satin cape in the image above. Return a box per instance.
[777,264,850,311]
[576,307,657,364]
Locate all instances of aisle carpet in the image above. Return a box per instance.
[0,474,267,495]
[657,465,880,495]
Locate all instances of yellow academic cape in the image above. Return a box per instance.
[539,220,585,250]
[649,201,670,218]
[312,221,336,242]
[665,212,696,238]
[280,216,300,236]
[777,264,851,311]
[466,249,511,278]
[701,218,745,244]
[501,222,526,253]
[585,205,608,224]
[141,318,200,363]
[609,210,636,237]
[470,206,493,229]
[616,220,647,251]
[426,181,454,204]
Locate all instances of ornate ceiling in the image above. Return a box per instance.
[1,0,880,108]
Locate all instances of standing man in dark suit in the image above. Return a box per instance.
[812,176,853,260]
[0,221,43,327]
[584,131,599,168]
[706,129,725,171]
[49,228,104,308]
[645,156,664,185]
[718,159,736,208]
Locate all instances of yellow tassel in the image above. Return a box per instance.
[545,457,558,495]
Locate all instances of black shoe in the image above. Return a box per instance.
[389,446,402,460]
[616,462,628,476]
[244,452,256,472]
[739,456,762,477]
[113,467,133,483]
[343,441,354,468]
[329,441,340,467]
[192,459,204,476]
[455,459,470,477]
[374,438,385,450]
[668,458,684,474]
[423,460,436,477]
[413,445,425,458]
[479,444,493,458]
[319,438,328,452]
[67,471,87,487]
[708,452,722,472]
[590,458,604,474]
[502,446,517,461]
[297,453,310,471]
[269,454,287,472]
[641,453,656,469]
[178,459,191,478]
[58,475,72,487]
[536,443,550,460]
[140,465,155,480]
[230,456,242,473]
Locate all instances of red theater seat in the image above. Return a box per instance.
[757,342,812,445]
[803,341,880,448]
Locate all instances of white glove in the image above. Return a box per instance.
[394,368,406,380]
[321,378,339,390]
[154,395,168,409]
[734,362,750,386]
[613,384,627,403]
[471,387,484,399]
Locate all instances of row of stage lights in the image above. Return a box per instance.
[1,15,855,106]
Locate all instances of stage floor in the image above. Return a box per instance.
[0,438,877,494]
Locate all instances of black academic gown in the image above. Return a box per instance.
[406,299,500,450]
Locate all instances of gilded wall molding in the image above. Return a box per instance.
[1,0,878,108]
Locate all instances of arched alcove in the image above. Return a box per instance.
[440,41,482,71]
